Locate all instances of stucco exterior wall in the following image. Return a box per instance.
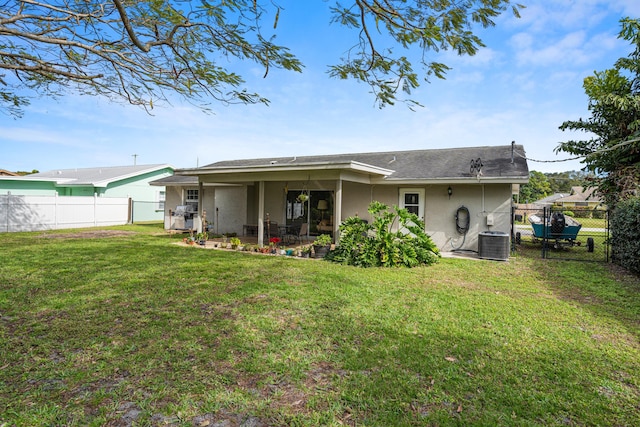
[0,179,58,196]
[341,182,421,221]
[164,186,183,213]
[263,182,285,224]
[161,180,515,251]
[425,184,513,251]
[70,187,98,196]
[104,169,173,199]
[341,182,373,219]
[336,182,514,251]
[215,186,247,236]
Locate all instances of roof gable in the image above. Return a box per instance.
[30,164,173,187]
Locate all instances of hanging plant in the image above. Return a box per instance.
[297,193,309,203]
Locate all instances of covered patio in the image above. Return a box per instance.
[178,159,394,247]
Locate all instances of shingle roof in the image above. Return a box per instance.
[192,145,528,181]
[150,174,198,186]
[31,164,173,187]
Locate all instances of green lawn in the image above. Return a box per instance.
[1,225,639,426]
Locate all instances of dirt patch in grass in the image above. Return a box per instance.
[607,262,640,284]
[39,230,137,239]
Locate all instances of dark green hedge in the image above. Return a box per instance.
[567,206,607,219]
[609,197,640,275]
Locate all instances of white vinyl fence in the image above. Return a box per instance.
[0,193,130,232]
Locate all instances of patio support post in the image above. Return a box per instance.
[334,179,343,242]
[258,181,265,247]
[197,180,204,233]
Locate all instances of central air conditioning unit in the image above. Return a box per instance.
[478,231,510,261]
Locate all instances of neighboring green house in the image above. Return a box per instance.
[0,164,174,222]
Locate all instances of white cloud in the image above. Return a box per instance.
[610,0,640,17]
[513,0,607,33]
[514,31,590,67]
[1,126,87,148]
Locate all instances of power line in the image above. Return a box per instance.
[514,136,640,163]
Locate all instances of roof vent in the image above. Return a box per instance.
[470,158,483,174]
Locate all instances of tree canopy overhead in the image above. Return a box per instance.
[0,0,523,117]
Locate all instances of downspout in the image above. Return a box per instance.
[334,179,343,242]
[482,184,485,213]
[198,180,204,233]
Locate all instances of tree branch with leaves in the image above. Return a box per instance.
[1,0,523,117]
[556,18,640,208]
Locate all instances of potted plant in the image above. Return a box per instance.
[196,231,208,246]
[269,237,281,254]
[296,193,309,203]
[312,234,332,258]
[299,245,311,258]
[230,237,241,249]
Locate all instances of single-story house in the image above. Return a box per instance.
[551,186,603,209]
[515,186,605,221]
[0,164,174,222]
[153,144,529,252]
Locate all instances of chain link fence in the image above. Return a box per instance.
[130,200,165,223]
[513,206,609,262]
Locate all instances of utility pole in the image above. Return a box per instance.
[132,154,138,166]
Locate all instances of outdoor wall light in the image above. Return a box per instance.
[448,186,453,199]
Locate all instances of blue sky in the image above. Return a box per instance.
[2,0,640,174]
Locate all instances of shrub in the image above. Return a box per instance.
[609,196,640,275]
[326,201,440,268]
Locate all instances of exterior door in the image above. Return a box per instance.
[399,188,425,220]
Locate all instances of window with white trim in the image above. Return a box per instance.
[186,189,199,203]
[399,188,425,219]
[157,190,166,211]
